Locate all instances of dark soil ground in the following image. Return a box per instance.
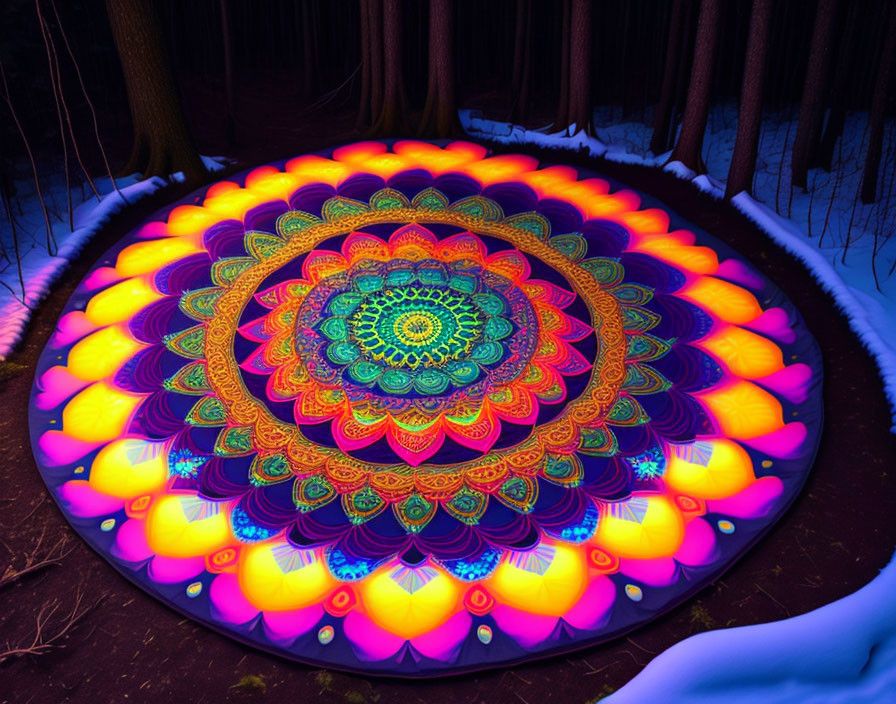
[1,104,895,704]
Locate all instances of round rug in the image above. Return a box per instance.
[30,141,822,676]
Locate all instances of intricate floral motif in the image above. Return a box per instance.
[240,223,590,466]
[31,141,822,676]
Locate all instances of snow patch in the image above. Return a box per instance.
[0,156,230,361]
[606,557,896,704]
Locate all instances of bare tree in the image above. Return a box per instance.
[790,0,838,190]
[419,0,461,138]
[106,0,207,183]
[859,1,896,204]
[669,0,720,173]
[219,0,236,146]
[552,0,571,132]
[0,58,56,255]
[49,0,121,200]
[815,2,857,171]
[358,0,385,131]
[509,0,532,124]
[369,0,408,136]
[650,0,691,155]
[725,0,772,199]
[566,0,594,136]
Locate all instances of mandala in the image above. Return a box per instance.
[30,141,822,675]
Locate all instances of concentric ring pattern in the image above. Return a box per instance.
[30,141,822,675]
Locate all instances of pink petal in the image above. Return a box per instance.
[209,573,260,624]
[411,610,472,661]
[57,480,124,517]
[343,610,406,661]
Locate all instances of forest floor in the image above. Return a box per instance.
[1,125,895,703]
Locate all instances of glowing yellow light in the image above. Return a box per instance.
[88,438,168,499]
[333,141,389,163]
[84,276,163,327]
[463,155,538,185]
[62,382,143,443]
[664,438,756,500]
[66,324,146,381]
[360,564,461,639]
[620,208,670,235]
[205,180,240,198]
[393,141,482,173]
[519,165,581,197]
[284,155,350,185]
[699,325,785,378]
[167,205,219,237]
[592,495,685,559]
[487,543,587,616]
[204,188,265,221]
[245,171,303,200]
[238,541,335,611]
[632,236,719,274]
[699,380,784,439]
[679,276,763,324]
[145,494,232,558]
[116,237,203,277]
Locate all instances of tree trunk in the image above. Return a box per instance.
[725,0,772,199]
[419,0,461,137]
[815,2,858,171]
[669,0,720,173]
[552,0,571,132]
[370,0,408,136]
[357,0,372,130]
[219,0,235,146]
[859,1,896,204]
[672,0,697,122]
[565,0,593,135]
[106,0,206,184]
[790,0,838,189]
[302,0,315,99]
[509,0,532,124]
[650,0,687,155]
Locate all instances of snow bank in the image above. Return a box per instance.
[733,194,896,431]
[606,557,896,704]
[0,157,228,361]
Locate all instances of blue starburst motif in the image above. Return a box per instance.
[627,446,667,481]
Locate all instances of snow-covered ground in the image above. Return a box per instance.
[0,156,228,360]
[609,554,896,704]
[461,106,896,702]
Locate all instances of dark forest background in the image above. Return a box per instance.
[1,0,892,176]
[0,0,894,295]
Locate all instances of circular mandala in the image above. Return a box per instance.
[30,141,822,675]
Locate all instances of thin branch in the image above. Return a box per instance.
[39,1,100,201]
[0,526,73,590]
[0,590,105,663]
[36,0,73,230]
[0,58,57,256]
[49,0,124,202]
[0,173,26,303]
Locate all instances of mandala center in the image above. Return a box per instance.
[347,285,483,370]
[394,311,440,345]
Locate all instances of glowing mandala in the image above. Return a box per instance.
[30,141,822,675]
